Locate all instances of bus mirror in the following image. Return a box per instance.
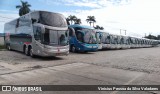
[69,27,75,37]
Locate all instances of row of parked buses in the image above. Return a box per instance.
[4,11,159,57]
[96,31,159,50]
[68,25,159,52]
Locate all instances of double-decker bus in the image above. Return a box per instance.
[4,11,69,57]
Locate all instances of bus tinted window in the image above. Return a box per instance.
[33,26,41,41]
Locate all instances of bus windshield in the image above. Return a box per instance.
[96,32,102,44]
[81,29,97,44]
[101,32,110,44]
[43,28,68,46]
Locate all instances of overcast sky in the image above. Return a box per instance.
[0,0,160,37]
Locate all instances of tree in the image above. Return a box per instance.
[100,27,104,30]
[94,25,104,30]
[86,16,96,27]
[16,0,31,16]
[145,34,157,40]
[74,18,81,24]
[66,18,70,25]
[67,15,77,25]
[94,25,100,29]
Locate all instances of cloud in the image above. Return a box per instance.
[41,0,101,8]
[62,0,160,37]
[1,0,159,37]
[0,9,18,14]
[0,12,19,33]
[65,1,102,8]
[39,0,131,8]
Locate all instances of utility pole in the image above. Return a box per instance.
[125,30,127,35]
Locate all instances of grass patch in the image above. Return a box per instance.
[0,45,5,49]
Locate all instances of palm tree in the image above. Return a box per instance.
[66,18,70,25]
[74,18,81,24]
[86,16,96,27]
[92,16,96,27]
[100,27,104,30]
[86,16,92,26]
[94,25,104,30]
[67,15,77,25]
[94,25,100,29]
[16,0,31,16]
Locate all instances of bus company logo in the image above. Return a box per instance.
[2,86,12,91]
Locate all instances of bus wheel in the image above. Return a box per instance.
[7,45,11,51]
[84,51,88,53]
[25,47,29,56]
[29,48,35,58]
[71,45,76,53]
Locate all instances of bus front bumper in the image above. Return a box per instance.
[77,45,98,52]
[42,48,69,56]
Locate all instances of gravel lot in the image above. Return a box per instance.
[0,47,160,74]
[0,47,160,94]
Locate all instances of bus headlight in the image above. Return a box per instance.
[93,46,98,48]
[86,46,92,48]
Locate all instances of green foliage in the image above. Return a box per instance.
[16,0,31,16]
[66,18,70,25]
[0,45,5,49]
[94,25,104,30]
[86,16,96,27]
[74,18,82,24]
[66,15,82,25]
[145,34,160,40]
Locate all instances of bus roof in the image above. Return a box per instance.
[4,10,67,28]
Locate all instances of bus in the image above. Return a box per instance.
[4,11,69,57]
[96,31,103,50]
[96,31,118,50]
[68,24,98,52]
[101,32,112,49]
[94,30,158,50]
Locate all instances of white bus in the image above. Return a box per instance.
[4,11,69,57]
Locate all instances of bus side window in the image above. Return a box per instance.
[77,32,83,42]
[33,26,41,42]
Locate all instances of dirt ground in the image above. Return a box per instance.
[0,47,160,74]
[0,47,160,94]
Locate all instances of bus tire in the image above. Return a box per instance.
[7,45,11,51]
[84,51,88,53]
[29,47,35,58]
[23,45,26,53]
[71,45,76,53]
[25,47,29,56]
